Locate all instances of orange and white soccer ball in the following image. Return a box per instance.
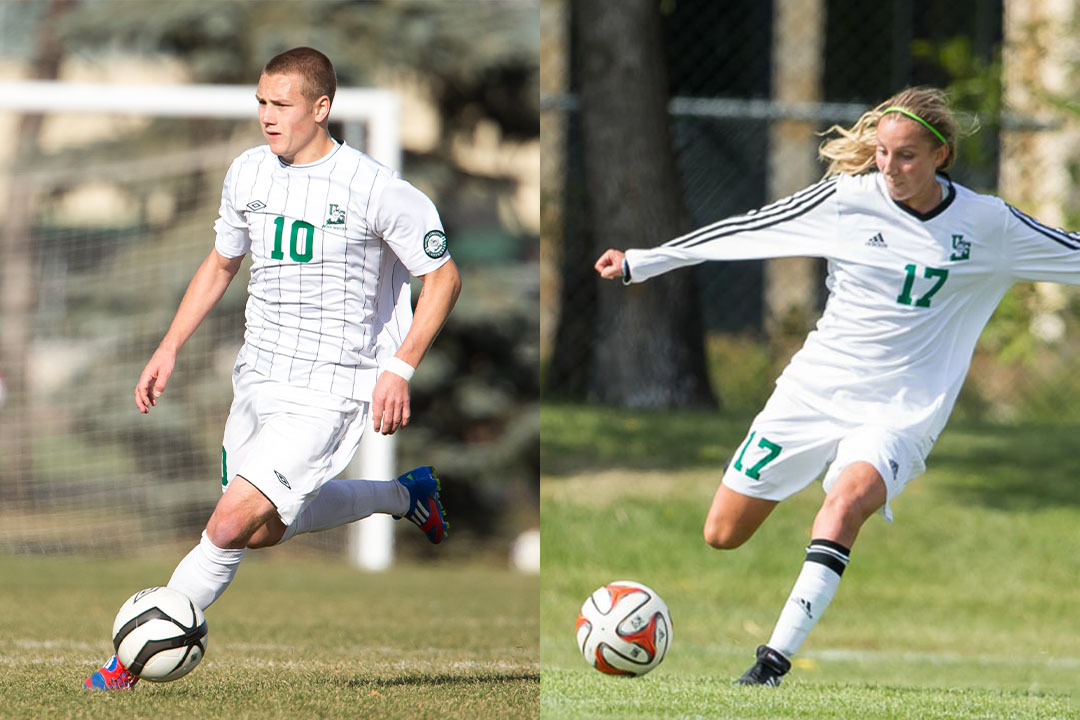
[575,580,672,676]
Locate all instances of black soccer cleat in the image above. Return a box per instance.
[734,644,791,686]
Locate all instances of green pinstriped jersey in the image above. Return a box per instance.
[214,141,450,401]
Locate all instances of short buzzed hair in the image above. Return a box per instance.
[262,47,337,105]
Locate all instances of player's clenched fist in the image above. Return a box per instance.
[594,248,626,279]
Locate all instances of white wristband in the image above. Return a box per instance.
[383,356,415,382]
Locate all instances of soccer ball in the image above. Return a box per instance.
[112,587,208,682]
[576,580,672,676]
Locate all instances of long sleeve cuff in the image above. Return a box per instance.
[623,247,703,284]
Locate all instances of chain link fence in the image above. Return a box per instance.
[541,0,1080,422]
[0,1,541,559]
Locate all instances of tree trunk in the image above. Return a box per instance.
[568,0,713,408]
[539,0,568,386]
[764,0,825,357]
[541,0,597,399]
[1000,0,1076,226]
[0,0,74,502]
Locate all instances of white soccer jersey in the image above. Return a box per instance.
[624,172,1080,445]
[214,140,451,401]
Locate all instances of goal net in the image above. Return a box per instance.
[0,82,400,562]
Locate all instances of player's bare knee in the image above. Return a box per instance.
[703,519,748,550]
[820,491,859,523]
[819,488,879,531]
[206,513,253,549]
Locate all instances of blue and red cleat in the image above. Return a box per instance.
[84,654,138,690]
[394,466,448,544]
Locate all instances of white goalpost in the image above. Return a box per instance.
[0,80,399,570]
[0,81,402,168]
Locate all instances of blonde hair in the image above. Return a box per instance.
[818,87,972,177]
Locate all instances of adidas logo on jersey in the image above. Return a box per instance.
[865,232,887,248]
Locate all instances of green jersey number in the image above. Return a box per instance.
[896,264,949,308]
[733,431,783,480]
[271,216,315,263]
[221,446,228,488]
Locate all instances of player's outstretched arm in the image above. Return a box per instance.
[135,249,244,414]
[595,249,626,280]
[371,259,462,435]
[603,178,840,284]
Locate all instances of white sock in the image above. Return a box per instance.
[766,538,850,659]
[167,530,246,611]
[279,478,410,544]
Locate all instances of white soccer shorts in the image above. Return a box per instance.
[219,362,368,526]
[720,387,928,521]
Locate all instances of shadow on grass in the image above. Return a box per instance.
[540,403,752,476]
[928,421,1080,510]
[543,404,1080,510]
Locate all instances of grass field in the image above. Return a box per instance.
[541,404,1079,719]
[0,551,538,719]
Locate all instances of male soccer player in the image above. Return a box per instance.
[86,46,461,690]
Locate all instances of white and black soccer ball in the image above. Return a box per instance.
[576,580,672,676]
[112,587,208,682]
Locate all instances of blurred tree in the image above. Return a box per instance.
[57,0,539,266]
[555,0,713,407]
[16,0,540,548]
[58,1,537,140]
[0,0,77,502]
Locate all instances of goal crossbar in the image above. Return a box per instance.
[0,79,399,570]
[0,80,401,169]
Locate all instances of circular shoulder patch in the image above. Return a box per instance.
[423,229,448,259]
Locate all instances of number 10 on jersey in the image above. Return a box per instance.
[271,217,315,263]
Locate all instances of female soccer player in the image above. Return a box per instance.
[595,86,1080,685]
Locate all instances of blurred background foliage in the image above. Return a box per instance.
[0,0,539,563]
[541,0,1080,426]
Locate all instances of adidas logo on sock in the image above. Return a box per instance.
[792,597,814,619]
[865,232,887,248]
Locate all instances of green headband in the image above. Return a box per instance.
[880,106,948,146]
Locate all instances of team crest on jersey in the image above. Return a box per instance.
[950,234,970,261]
[424,229,448,258]
[325,204,346,227]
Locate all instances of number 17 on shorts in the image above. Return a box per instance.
[722,405,858,504]
[732,431,783,480]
